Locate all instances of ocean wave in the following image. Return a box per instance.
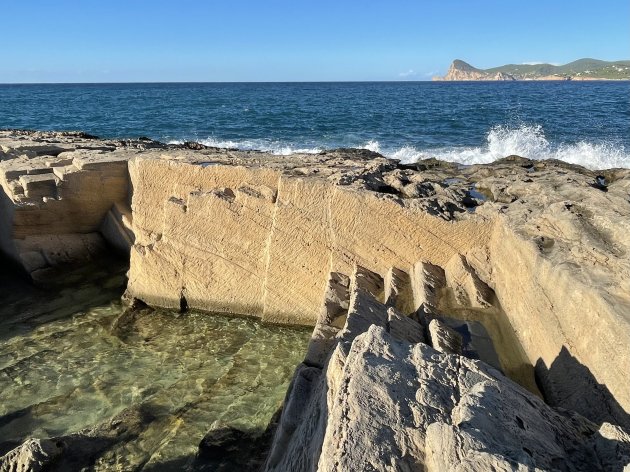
[363,125,630,170]
[168,124,629,170]
[167,137,322,156]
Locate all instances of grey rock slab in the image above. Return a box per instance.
[0,438,62,472]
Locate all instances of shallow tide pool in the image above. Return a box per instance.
[0,266,310,470]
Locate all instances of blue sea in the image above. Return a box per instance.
[1,81,629,169]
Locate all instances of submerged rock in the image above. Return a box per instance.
[194,414,280,472]
[0,406,153,472]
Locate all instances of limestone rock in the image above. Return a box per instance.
[433,59,516,81]
[0,131,133,277]
[126,154,486,325]
[99,201,135,255]
[410,261,446,315]
[194,422,278,472]
[2,131,630,435]
[435,315,503,371]
[267,285,630,471]
[0,406,152,472]
[444,253,495,308]
[428,318,463,354]
[0,438,62,472]
[319,271,350,328]
[384,267,415,314]
[19,173,58,199]
[387,307,425,344]
[304,322,340,369]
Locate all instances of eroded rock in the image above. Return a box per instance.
[0,406,152,472]
[0,438,62,472]
[2,131,630,463]
[0,131,134,278]
[266,280,630,471]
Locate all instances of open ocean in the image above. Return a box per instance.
[1,81,629,169]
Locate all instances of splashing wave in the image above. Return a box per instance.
[365,125,629,169]
[169,124,630,170]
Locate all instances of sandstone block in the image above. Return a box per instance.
[19,173,58,200]
[411,261,446,314]
[304,323,340,368]
[384,267,415,314]
[445,253,495,308]
[428,318,463,355]
[318,271,350,328]
[439,315,502,371]
[387,307,425,344]
[268,300,630,471]
[72,152,129,170]
[351,265,385,302]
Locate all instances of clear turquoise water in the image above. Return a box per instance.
[0,262,311,470]
[1,82,629,168]
[0,304,310,469]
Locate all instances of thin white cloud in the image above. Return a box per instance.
[398,69,417,78]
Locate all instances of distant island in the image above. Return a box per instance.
[433,58,630,81]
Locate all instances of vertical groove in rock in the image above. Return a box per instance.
[260,173,283,321]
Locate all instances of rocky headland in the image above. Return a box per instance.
[434,58,630,81]
[1,130,630,470]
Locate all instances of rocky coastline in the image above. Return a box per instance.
[1,130,630,470]
[434,58,630,81]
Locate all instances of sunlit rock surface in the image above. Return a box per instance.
[0,130,137,281]
[2,131,630,469]
[265,270,630,471]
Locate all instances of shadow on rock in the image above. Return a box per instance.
[193,410,282,472]
[536,346,630,430]
[0,405,155,472]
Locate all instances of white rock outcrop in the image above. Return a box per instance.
[124,149,630,428]
[126,154,486,325]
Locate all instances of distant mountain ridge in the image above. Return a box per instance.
[434,58,630,81]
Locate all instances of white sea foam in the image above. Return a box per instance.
[364,125,629,170]
[168,124,629,170]
[168,137,322,156]
[360,140,381,153]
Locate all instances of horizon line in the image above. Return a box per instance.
[0,79,438,85]
[2,79,629,85]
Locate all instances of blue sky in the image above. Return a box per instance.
[2,0,629,82]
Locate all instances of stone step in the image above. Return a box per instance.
[99,202,134,254]
[111,201,133,233]
[18,173,58,200]
[384,267,415,315]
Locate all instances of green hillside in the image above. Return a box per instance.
[485,58,630,79]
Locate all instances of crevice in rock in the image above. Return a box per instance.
[179,290,188,313]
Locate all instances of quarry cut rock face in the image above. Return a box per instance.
[265,271,630,471]
[1,130,630,470]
